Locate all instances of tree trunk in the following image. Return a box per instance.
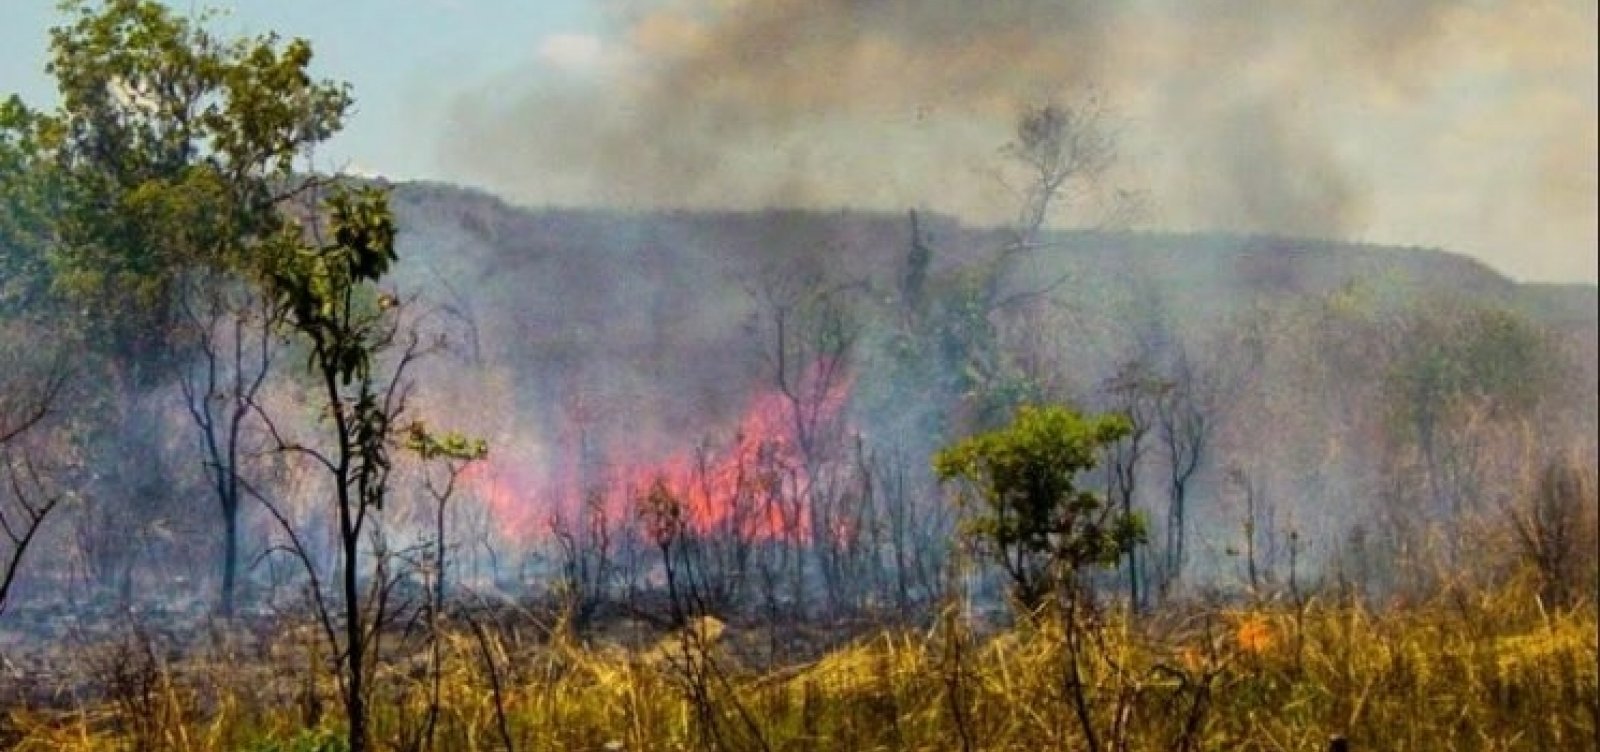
[344,525,367,752]
[1124,491,1140,610]
[220,494,239,617]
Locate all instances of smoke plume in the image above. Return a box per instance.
[442,0,1597,282]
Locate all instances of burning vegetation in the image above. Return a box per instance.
[0,2,1594,752]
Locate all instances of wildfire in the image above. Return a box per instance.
[1234,614,1275,654]
[460,462,542,539]
[464,361,852,544]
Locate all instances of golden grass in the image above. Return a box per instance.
[3,580,1594,751]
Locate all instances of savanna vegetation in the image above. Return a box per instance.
[0,3,1594,752]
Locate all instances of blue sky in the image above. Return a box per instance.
[1,0,599,178]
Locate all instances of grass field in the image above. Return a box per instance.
[3,572,1593,752]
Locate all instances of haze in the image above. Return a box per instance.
[4,0,1595,283]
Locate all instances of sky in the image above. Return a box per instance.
[2,0,599,177]
[2,1,1596,284]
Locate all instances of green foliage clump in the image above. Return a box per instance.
[1,0,351,362]
[935,404,1143,608]
[1390,303,1551,428]
[243,728,349,752]
[268,187,397,386]
[403,420,488,463]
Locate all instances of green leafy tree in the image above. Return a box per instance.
[8,0,349,354]
[934,404,1142,611]
[3,0,347,358]
[0,99,66,320]
[3,0,353,614]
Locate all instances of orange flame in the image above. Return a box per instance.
[466,361,852,544]
[1235,614,1275,654]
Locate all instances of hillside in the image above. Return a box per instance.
[381,181,1597,579]
[387,179,1596,420]
[391,180,1593,335]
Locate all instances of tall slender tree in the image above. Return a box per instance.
[258,185,407,752]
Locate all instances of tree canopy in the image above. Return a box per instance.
[1,0,350,362]
[935,404,1141,610]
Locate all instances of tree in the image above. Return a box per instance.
[1388,303,1553,516]
[935,404,1149,752]
[549,488,619,629]
[1102,359,1167,610]
[1002,101,1118,253]
[749,260,860,618]
[2,0,353,612]
[13,0,349,353]
[934,404,1141,611]
[990,98,1136,309]
[0,100,64,321]
[927,98,1137,433]
[1154,347,1214,595]
[1506,456,1597,609]
[403,420,487,752]
[257,185,410,752]
[177,274,276,616]
[0,363,68,617]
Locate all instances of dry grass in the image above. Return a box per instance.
[2,577,1593,752]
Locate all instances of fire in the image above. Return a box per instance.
[459,462,540,539]
[465,360,852,544]
[625,385,811,541]
[1234,614,1275,654]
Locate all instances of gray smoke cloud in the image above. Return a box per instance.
[440,0,1597,282]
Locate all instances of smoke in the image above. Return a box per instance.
[441,0,1596,282]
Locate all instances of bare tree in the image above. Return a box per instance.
[403,421,486,751]
[1155,348,1214,597]
[1507,455,1598,609]
[1103,359,1166,610]
[682,445,768,616]
[549,488,618,628]
[178,273,278,616]
[0,363,66,616]
[639,478,690,628]
[1224,464,1279,597]
[868,443,950,615]
[749,261,861,619]
[990,97,1137,311]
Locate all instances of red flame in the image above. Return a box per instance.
[466,361,852,544]
[461,462,542,539]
